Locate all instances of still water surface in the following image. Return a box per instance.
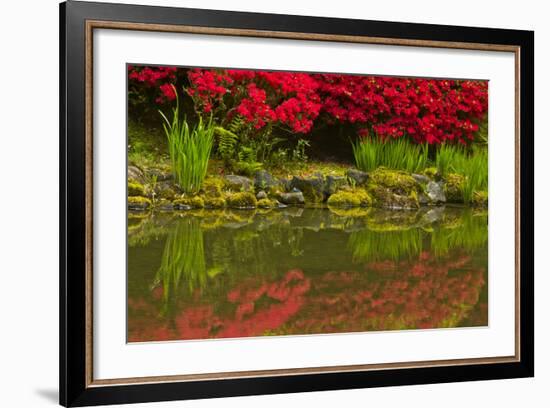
[128,206,488,342]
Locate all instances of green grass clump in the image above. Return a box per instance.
[352,137,429,173]
[436,144,488,204]
[159,86,215,194]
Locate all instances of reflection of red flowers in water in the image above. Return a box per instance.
[128,254,486,342]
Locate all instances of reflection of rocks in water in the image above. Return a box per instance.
[127,206,488,342]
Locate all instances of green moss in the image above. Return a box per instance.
[226,192,257,208]
[472,191,488,207]
[445,173,465,203]
[408,189,419,207]
[157,187,177,200]
[327,189,372,208]
[257,198,278,209]
[173,196,205,209]
[202,177,225,197]
[423,167,439,179]
[128,196,152,210]
[369,167,417,192]
[204,196,226,209]
[128,181,145,197]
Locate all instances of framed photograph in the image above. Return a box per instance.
[60,1,534,406]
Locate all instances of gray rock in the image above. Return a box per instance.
[128,201,150,211]
[412,173,430,184]
[174,203,192,210]
[278,191,305,205]
[256,190,268,200]
[128,165,145,183]
[324,175,348,195]
[426,181,446,203]
[157,201,174,211]
[224,175,253,192]
[254,170,279,191]
[418,192,431,205]
[346,168,369,186]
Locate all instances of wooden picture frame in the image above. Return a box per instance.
[60,1,534,406]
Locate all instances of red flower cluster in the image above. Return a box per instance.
[128,65,488,144]
[128,65,177,103]
[317,75,488,143]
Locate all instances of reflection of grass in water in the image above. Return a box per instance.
[349,210,488,263]
[431,210,488,257]
[154,218,206,313]
[349,229,424,263]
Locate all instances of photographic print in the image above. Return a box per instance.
[126,65,489,343]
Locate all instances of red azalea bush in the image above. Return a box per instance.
[128,65,488,145]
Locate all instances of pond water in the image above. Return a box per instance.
[128,206,488,343]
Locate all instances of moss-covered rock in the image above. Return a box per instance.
[224,175,254,192]
[204,196,226,209]
[128,196,151,211]
[472,191,488,207]
[346,168,369,186]
[202,177,225,197]
[254,170,281,192]
[226,192,257,208]
[289,175,325,203]
[173,196,205,209]
[327,189,372,208]
[155,182,177,200]
[444,173,465,203]
[369,167,417,192]
[366,167,420,209]
[324,175,349,195]
[156,199,174,211]
[257,198,278,209]
[277,191,305,205]
[128,181,145,197]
